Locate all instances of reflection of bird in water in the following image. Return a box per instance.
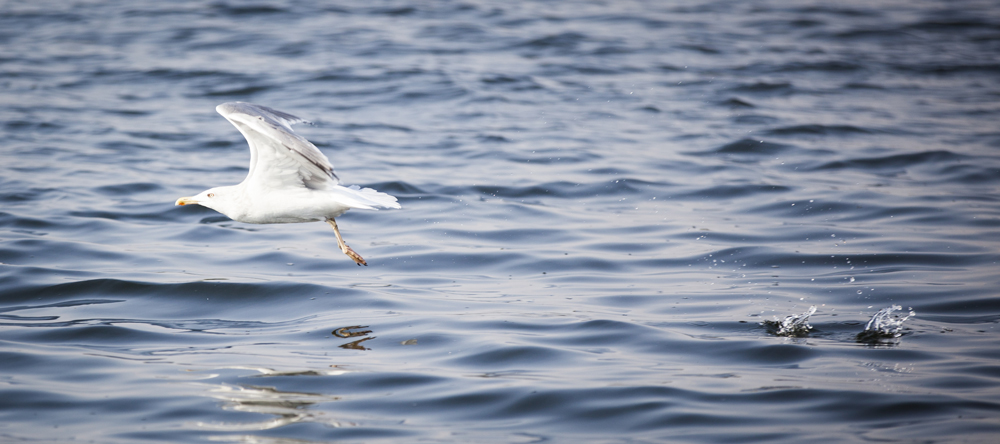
[333,325,374,350]
[339,337,375,351]
[333,325,371,338]
[199,383,352,431]
[175,102,400,265]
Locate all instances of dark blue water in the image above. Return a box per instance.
[3,1,1000,442]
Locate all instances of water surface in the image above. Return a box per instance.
[2,1,1000,442]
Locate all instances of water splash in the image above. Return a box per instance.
[763,306,816,337]
[856,305,915,343]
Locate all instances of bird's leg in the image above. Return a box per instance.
[326,218,367,266]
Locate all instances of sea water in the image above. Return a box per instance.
[2,1,1000,442]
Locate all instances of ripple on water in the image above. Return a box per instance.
[3,0,1000,443]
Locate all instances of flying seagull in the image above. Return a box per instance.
[175,102,400,266]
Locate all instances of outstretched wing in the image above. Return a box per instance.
[216,102,338,192]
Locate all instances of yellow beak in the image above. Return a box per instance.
[175,197,197,206]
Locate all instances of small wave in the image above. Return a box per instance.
[812,150,966,171]
[831,28,907,41]
[732,114,780,125]
[450,345,569,368]
[763,124,872,136]
[211,4,288,16]
[311,67,431,84]
[419,23,487,42]
[93,182,164,196]
[339,122,414,133]
[891,62,1000,75]
[202,84,274,97]
[745,199,860,220]
[69,208,180,222]
[842,82,885,90]
[519,32,588,50]
[708,138,792,155]
[123,131,198,142]
[729,81,794,94]
[672,183,791,200]
[4,120,65,133]
[906,18,998,32]
[479,74,530,85]
[141,68,243,80]
[0,298,122,316]
[475,134,511,143]
[770,60,864,73]
[401,88,468,102]
[434,179,665,199]
[368,6,417,16]
[677,43,721,54]
[538,62,638,76]
[719,97,755,108]
[0,186,57,203]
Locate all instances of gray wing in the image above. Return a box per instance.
[216,102,339,191]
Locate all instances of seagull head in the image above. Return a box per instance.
[175,186,241,219]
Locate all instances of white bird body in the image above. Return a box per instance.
[176,102,400,265]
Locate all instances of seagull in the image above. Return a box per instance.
[175,102,400,266]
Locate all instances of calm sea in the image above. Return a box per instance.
[2,1,1000,442]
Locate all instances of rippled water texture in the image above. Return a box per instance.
[3,1,1000,442]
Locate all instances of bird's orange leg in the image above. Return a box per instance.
[326,218,366,266]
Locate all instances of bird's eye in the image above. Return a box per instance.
[207,193,215,198]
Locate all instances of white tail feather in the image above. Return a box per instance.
[331,185,401,210]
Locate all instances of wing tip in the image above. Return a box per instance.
[216,102,244,117]
[216,102,309,127]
